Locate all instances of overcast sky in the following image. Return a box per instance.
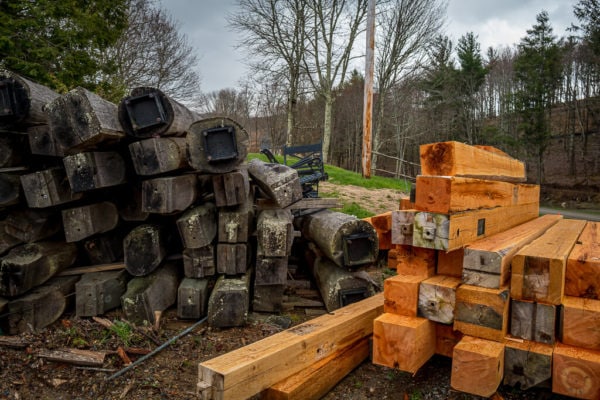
[158,0,580,93]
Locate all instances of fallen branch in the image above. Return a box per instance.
[106,316,208,381]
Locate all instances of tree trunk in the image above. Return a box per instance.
[322,94,333,163]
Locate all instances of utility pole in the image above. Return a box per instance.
[361,0,375,178]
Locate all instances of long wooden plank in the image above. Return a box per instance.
[566,221,600,298]
[415,176,539,213]
[419,141,526,181]
[197,293,383,400]
[463,214,562,288]
[511,218,587,305]
[261,337,370,400]
[413,202,540,251]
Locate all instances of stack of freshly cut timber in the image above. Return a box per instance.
[373,141,600,399]
[0,70,381,337]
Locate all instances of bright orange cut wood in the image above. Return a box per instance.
[383,274,424,317]
[561,296,600,351]
[553,342,600,399]
[511,219,587,305]
[566,221,600,298]
[419,141,526,181]
[395,245,436,278]
[415,175,539,214]
[451,335,505,398]
[372,313,435,374]
[435,322,463,358]
[437,248,463,278]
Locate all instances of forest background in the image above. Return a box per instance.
[1,0,599,203]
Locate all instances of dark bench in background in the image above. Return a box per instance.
[261,142,328,198]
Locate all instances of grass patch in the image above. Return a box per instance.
[248,153,411,192]
[342,202,373,219]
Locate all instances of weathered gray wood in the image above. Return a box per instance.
[0,221,22,256]
[216,243,248,276]
[120,263,180,325]
[255,256,288,286]
[298,209,379,269]
[0,134,28,167]
[62,202,119,242]
[186,116,249,174]
[418,275,462,324]
[4,209,61,242]
[504,341,553,390]
[177,277,210,319]
[119,86,201,138]
[207,273,251,328]
[0,173,21,207]
[7,276,78,334]
[391,210,416,245]
[256,197,343,211]
[0,241,78,297]
[128,137,189,175]
[253,284,285,313]
[20,167,83,208]
[46,86,124,152]
[27,125,65,157]
[37,349,107,367]
[217,202,253,244]
[212,168,250,207]
[123,224,166,277]
[116,183,149,222]
[256,209,294,258]
[412,212,450,250]
[510,299,556,344]
[0,69,60,128]
[248,159,302,208]
[309,253,375,313]
[141,174,197,214]
[183,246,216,278]
[176,202,217,248]
[75,270,129,317]
[83,232,125,264]
[63,151,127,192]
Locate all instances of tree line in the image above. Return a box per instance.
[2,0,598,185]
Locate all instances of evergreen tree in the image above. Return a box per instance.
[455,32,488,143]
[0,0,128,92]
[513,11,563,184]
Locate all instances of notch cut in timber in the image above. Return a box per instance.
[197,293,383,400]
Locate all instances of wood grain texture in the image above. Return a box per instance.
[383,274,424,316]
[435,322,463,358]
[511,218,587,305]
[391,210,416,245]
[415,175,539,213]
[395,245,436,277]
[463,214,562,289]
[437,248,463,278]
[566,221,600,298]
[510,299,556,344]
[454,284,510,342]
[372,313,435,374]
[553,342,600,399]
[420,141,526,181]
[413,203,539,251]
[197,293,383,400]
[561,296,600,351]
[262,337,370,400]
[418,275,461,324]
[451,335,505,398]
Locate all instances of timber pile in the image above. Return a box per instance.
[373,141,600,399]
[0,70,381,337]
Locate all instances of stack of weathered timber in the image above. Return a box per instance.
[0,70,381,336]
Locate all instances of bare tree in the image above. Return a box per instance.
[372,0,446,170]
[100,0,202,102]
[230,0,309,146]
[303,0,368,163]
